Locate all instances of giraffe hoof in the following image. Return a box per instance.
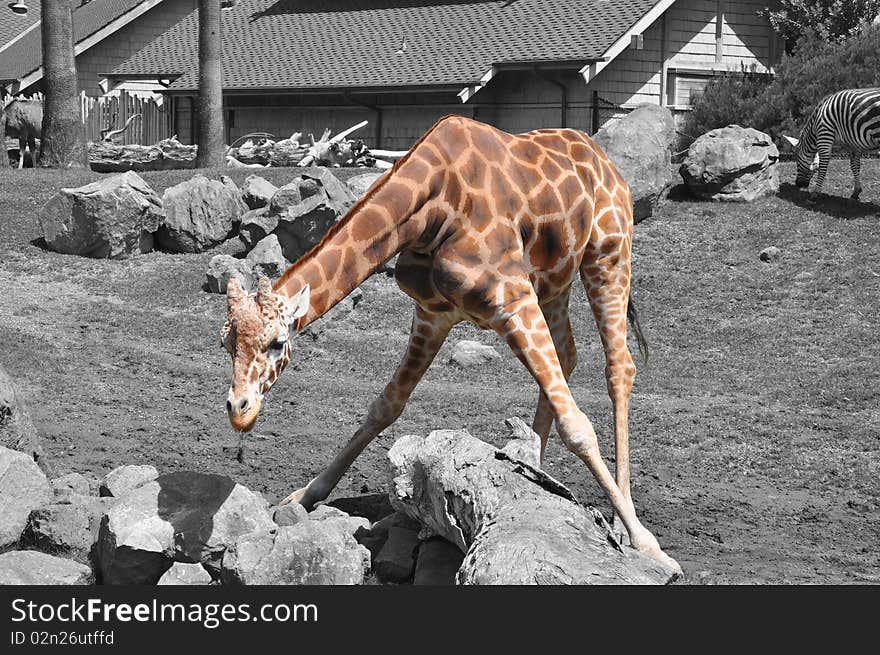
[279,486,314,510]
[630,531,682,578]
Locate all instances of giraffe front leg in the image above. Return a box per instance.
[493,292,680,575]
[280,306,453,509]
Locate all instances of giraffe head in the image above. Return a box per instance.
[220,277,310,432]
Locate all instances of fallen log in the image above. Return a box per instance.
[387,418,679,585]
[88,137,196,173]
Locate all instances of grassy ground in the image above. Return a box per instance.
[0,161,878,584]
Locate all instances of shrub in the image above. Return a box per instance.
[680,24,880,150]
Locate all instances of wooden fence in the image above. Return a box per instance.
[80,91,172,145]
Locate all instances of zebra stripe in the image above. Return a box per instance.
[795,88,880,199]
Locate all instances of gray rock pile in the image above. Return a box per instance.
[680,125,780,202]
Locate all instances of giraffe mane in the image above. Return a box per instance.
[273,114,462,293]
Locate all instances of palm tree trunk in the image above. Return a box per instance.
[39,0,88,168]
[195,0,224,168]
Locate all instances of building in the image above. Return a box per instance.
[1,0,782,148]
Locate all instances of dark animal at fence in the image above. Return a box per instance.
[3,99,43,169]
[784,88,880,199]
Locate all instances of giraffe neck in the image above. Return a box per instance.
[273,164,433,329]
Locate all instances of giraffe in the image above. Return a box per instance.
[220,115,680,573]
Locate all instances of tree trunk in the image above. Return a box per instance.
[0,102,8,168]
[195,0,225,169]
[39,0,88,169]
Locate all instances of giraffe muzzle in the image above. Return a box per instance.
[226,391,261,432]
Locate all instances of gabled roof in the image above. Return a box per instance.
[111,0,665,93]
[0,0,164,84]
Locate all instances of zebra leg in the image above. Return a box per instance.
[850,153,862,200]
[810,143,833,198]
[17,136,25,169]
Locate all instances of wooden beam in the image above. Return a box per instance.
[716,0,725,64]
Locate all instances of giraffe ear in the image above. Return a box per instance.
[284,284,310,326]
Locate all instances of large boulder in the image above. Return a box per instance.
[593,103,675,223]
[99,464,158,497]
[447,340,502,368]
[387,418,679,585]
[204,255,255,294]
[0,446,52,549]
[245,234,289,280]
[0,365,43,467]
[22,495,113,564]
[346,172,384,198]
[0,550,93,585]
[680,125,780,202]
[221,521,371,585]
[96,471,274,584]
[157,562,213,585]
[240,175,279,210]
[156,174,246,253]
[38,171,164,258]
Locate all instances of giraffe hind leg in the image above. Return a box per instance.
[492,286,679,573]
[580,258,638,544]
[532,288,577,464]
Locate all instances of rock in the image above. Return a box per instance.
[38,170,163,259]
[205,255,254,294]
[0,550,93,585]
[99,464,158,497]
[156,174,245,253]
[413,538,464,585]
[157,562,213,585]
[447,340,502,368]
[374,525,420,583]
[387,419,679,585]
[88,137,197,173]
[268,169,356,263]
[273,503,308,527]
[96,472,274,584]
[760,246,781,262]
[212,235,249,258]
[593,103,675,223]
[51,473,92,498]
[0,365,43,467]
[346,172,384,198]
[0,446,52,549]
[327,493,395,524]
[240,175,279,210]
[221,521,370,585]
[680,125,780,202]
[238,206,278,251]
[22,495,113,563]
[309,504,370,537]
[245,234,289,280]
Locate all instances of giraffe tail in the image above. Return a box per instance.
[627,295,649,365]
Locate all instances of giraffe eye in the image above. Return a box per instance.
[269,338,286,352]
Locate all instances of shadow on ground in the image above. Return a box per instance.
[777,183,880,219]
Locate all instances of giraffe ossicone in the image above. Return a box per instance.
[219,115,680,574]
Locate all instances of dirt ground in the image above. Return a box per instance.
[0,161,878,585]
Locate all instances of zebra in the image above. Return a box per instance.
[783,88,880,199]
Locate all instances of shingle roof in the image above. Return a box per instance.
[112,0,662,92]
[0,0,155,83]
[0,7,39,51]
